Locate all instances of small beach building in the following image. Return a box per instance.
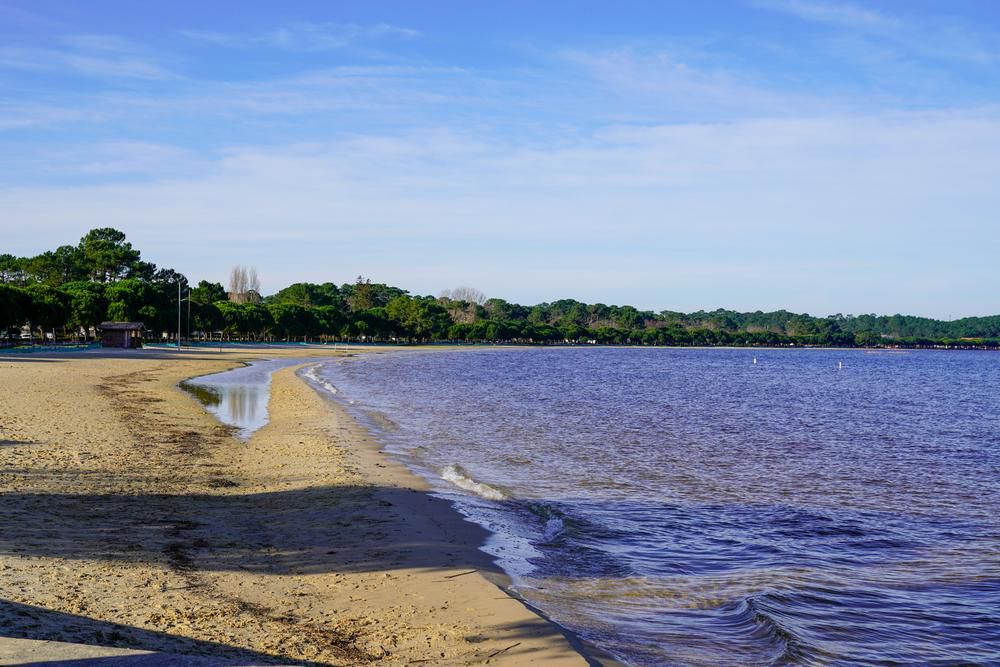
[99,321,145,348]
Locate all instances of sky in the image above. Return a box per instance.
[2,1,999,318]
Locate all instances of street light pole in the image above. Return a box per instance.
[177,281,182,349]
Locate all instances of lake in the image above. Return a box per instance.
[307,347,1000,666]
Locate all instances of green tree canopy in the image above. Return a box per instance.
[62,281,108,334]
[79,228,142,283]
[191,280,228,305]
[0,284,29,332]
[270,282,343,308]
[24,284,70,331]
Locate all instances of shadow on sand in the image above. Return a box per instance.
[0,600,313,666]
[0,477,604,665]
[0,601,587,666]
[0,484,496,576]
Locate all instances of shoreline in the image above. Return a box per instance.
[0,347,599,665]
[293,359,617,666]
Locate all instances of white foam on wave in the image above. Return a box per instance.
[303,364,338,395]
[441,464,507,501]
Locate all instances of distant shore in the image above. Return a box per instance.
[0,347,595,665]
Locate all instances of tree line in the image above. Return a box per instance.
[2,228,998,349]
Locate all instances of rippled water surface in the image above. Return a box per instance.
[309,348,1000,666]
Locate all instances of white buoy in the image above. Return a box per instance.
[753,357,757,365]
[838,361,843,370]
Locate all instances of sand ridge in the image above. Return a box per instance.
[0,348,592,665]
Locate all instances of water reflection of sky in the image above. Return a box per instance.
[183,358,318,439]
[192,384,269,439]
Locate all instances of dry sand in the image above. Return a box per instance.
[0,347,594,665]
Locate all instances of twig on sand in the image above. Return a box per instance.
[443,569,479,580]
[159,583,203,592]
[487,642,521,659]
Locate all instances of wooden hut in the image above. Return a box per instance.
[99,322,145,349]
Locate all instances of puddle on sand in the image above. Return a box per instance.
[181,358,317,439]
[182,382,269,439]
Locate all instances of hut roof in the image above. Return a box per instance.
[99,321,146,331]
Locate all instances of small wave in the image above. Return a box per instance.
[441,464,507,501]
[527,502,570,542]
[542,518,566,542]
[364,410,400,432]
[527,501,561,520]
[717,594,816,665]
[302,365,338,395]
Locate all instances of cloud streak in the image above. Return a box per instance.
[751,0,1000,66]
[0,102,111,130]
[559,46,840,120]
[750,0,895,30]
[182,21,420,52]
[0,34,176,79]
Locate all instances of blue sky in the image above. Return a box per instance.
[2,0,999,318]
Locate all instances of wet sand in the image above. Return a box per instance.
[0,347,592,665]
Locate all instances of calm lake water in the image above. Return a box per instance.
[305,348,1000,666]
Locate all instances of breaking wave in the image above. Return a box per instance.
[302,364,338,395]
[441,464,507,501]
[527,502,569,542]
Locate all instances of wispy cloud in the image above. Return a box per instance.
[23,141,200,177]
[0,2,68,32]
[182,21,420,52]
[0,34,175,79]
[751,0,999,66]
[0,63,529,137]
[0,102,111,130]
[749,0,895,30]
[559,47,838,120]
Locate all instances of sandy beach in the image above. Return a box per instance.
[0,347,592,665]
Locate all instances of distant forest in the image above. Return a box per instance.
[2,228,998,349]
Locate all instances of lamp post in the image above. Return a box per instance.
[177,281,191,349]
